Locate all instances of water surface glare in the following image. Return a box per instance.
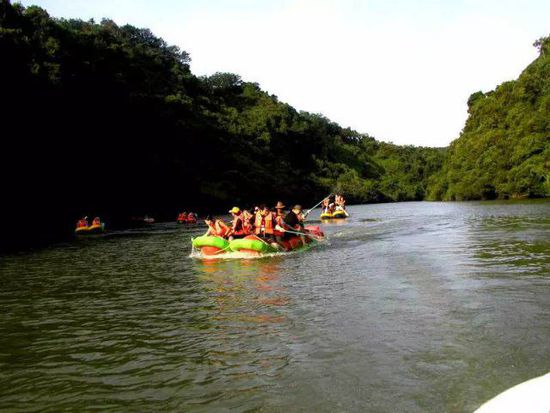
[1,201,549,412]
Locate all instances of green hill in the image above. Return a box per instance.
[428,36,550,200]
[2,0,545,251]
[0,0,442,250]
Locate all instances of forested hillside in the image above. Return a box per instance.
[428,36,550,200]
[0,1,442,250]
[3,0,546,252]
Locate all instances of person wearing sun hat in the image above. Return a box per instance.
[227,206,246,240]
[273,201,287,243]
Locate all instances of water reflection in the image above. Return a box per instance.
[193,258,289,325]
[184,258,292,409]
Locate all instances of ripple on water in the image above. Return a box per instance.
[1,201,550,412]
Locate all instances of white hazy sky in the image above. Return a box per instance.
[20,0,550,146]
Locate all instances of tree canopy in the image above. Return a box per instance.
[1,0,547,251]
[427,35,550,201]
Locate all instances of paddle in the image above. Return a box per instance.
[283,228,322,241]
[303,193,332,219]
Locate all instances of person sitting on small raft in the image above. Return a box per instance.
[334,194,349,216]
[76,217,88,228]
[92,217,101,226]
[322,198,336,215]
[321,198,330,214]
[204,215,230,237]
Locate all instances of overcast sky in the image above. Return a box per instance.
[20,0,550,147]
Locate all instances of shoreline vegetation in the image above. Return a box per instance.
[0,1,548,251]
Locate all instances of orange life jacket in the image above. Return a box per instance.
[254,211,274,235]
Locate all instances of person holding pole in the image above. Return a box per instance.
[283,205,306,244]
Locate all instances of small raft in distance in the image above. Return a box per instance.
[177,211,198,224]
[75,223,105,235]
[191,226,324,258]
[177,215,197,224]
[320,210,349,219]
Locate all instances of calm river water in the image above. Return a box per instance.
[1,201,549,412]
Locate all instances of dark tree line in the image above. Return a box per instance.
[2,1,547,251]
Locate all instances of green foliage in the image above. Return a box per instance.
[428,35,550,201]
[1,0,446,252]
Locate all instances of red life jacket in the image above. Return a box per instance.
[242,212,253,234]
[208,220,229,237]
[254,212,274,235]
[92,218,101,226]
[77,219,88,228]
[231,215,245,236]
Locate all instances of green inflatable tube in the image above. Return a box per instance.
[229,237,276,253]
[192,236,230,250]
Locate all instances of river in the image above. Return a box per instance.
[1,201,549,412]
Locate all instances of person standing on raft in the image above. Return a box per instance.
[227,207,247,241]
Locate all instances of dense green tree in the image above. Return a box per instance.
[14,0,549,251]
[428,35,550,201]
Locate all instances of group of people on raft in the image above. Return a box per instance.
[177,212,197,223]
[76,216,102,228]
[321,194,348,215]
[203,202,309,245]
